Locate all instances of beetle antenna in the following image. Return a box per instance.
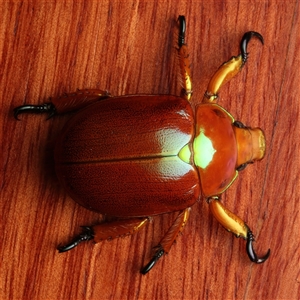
[240,31,264,64]
[57,226,94,252]
[140,247,165,274]
[14,103,56,120]
[246,229,270,263]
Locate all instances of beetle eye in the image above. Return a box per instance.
[236,163,248,171]
[233,120,247,129]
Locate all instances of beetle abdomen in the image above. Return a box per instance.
[55,95,200,216]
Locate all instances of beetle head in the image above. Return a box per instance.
[233,125,266,168]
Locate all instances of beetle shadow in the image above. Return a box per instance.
[39,118,73,205]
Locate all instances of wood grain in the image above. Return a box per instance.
[1,1,299,299]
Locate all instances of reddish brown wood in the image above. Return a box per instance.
[1,1,299,299]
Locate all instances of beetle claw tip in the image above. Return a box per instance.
[246,229,270,264]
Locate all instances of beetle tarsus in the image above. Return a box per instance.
[14,103,56,120]
[240,31,264,64]
[178,15,186,47]
[246,229,270,263]
[141,247,165,274]
[57,226,94,252]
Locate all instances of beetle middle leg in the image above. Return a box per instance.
[208,197,270,263]
[203,31,264,103]
[141,207,191,274]
[177,16,193,102]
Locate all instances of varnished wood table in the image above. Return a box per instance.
[1,1,299,299]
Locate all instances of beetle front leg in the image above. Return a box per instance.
[208,197,270,263]
[141,207,191,274]
[14,89,111,119]
[203,32,264,103]
[177,16,193,102]
[57,217,149,252]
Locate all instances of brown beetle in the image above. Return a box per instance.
[14,16,270,274]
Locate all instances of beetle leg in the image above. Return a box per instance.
[57,218,149,252]
[14,89,111,119]
[92,218,149,241]
[177,16,193,101]
[141,207,191,274]
[203,31,264,103]
[14,103,56,120]
[208,197,270,263]
[57,226,94,252]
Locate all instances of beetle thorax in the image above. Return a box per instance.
[191,104,238,197]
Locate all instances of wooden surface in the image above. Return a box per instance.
[1,1,299,299]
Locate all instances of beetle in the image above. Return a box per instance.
[14,16,270,274]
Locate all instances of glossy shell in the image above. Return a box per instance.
[55,95,200,216]
[194,104,238,197]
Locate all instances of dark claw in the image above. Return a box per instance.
[14,103,56,120]
[57,226,94,253]
[178,15,186,47]
[141,247,165,274]
[246,229,270,263]
[240,31,264,63]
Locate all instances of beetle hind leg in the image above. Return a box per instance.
[57,226,94,252]
[141,207,191,274]
[203,31,263,103]
[57,218,149,252]
[208,197,270,263]
[14,89,111,120]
